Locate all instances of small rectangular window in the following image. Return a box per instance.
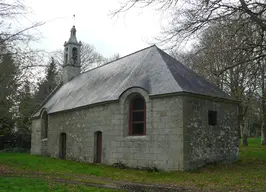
[208,110,217,126]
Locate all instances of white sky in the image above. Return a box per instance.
[24,0,166,57]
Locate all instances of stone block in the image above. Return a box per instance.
[31,91,238,171]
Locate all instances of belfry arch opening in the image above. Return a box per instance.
[72,47,78,65]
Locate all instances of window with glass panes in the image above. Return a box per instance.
[129,97,146,135]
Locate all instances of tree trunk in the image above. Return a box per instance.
[0,135,3,150]
[240,119,248,146]
[239,105,248,146]
[242,133,248,146]
[261,101,266,145]
[260,56,266,145]
[261,123,266,145]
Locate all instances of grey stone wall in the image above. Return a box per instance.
[118,88,184,170]
[63,65,80,83]
[31,89,239,171]
[32,88,184,171]
[31,111,49,156]
[41,139,48,155]
[31,119,41,154]
[183,96,239,170]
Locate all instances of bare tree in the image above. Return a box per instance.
[114,0,266,32]
[257,32,266,145]
[178,20,261,146]
[80,43,106,71]
[114,0,266,145]
[104,53,120,63]
[0,0,46,86]
[0,0,44,48]
[114,0,266,63]
[52,42,120,72]
[0,0,46,149]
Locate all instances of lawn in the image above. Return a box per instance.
[0,177,119,192]
[0,138,266,191]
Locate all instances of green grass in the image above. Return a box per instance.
[0,177,118,192]
[0,138,266,191]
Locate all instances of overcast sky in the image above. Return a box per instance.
[24,0,166,57]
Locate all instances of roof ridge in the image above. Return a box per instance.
[156,47,233,99]
[33,44,236,117]
[79,45,157,75]
[154,46,183,91]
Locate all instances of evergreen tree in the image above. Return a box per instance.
[46,57,58,93]
[15,80,35,149]
[0,47,20,148]
[34,57,59,108]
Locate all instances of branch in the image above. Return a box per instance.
[0,22,45,45]
[239,0,266,31]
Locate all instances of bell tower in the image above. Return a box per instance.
[63,25,82,83]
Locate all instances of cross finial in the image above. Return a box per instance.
[73,14,75,26]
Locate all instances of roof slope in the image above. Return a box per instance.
[34,45,232,117]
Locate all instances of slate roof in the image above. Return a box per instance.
[33,45,233,117]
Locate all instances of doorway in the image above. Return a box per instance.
[94,131,102,163]
[59,133,66,159]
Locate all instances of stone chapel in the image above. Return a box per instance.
[31,26,239,171]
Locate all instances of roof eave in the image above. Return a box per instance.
[150,91,239,104]
[31,81,63,119]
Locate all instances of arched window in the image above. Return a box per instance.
[72,47,78,65]
[72,47,77,58]
[41,111,48,139]
[65,53,68,64]
[129,96,146,135]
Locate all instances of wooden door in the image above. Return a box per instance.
[96,132,102,163]
[59,133,66,159]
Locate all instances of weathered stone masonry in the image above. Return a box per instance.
[32,88,185,170]
[183,95,239,169]
[31,88,239,171]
